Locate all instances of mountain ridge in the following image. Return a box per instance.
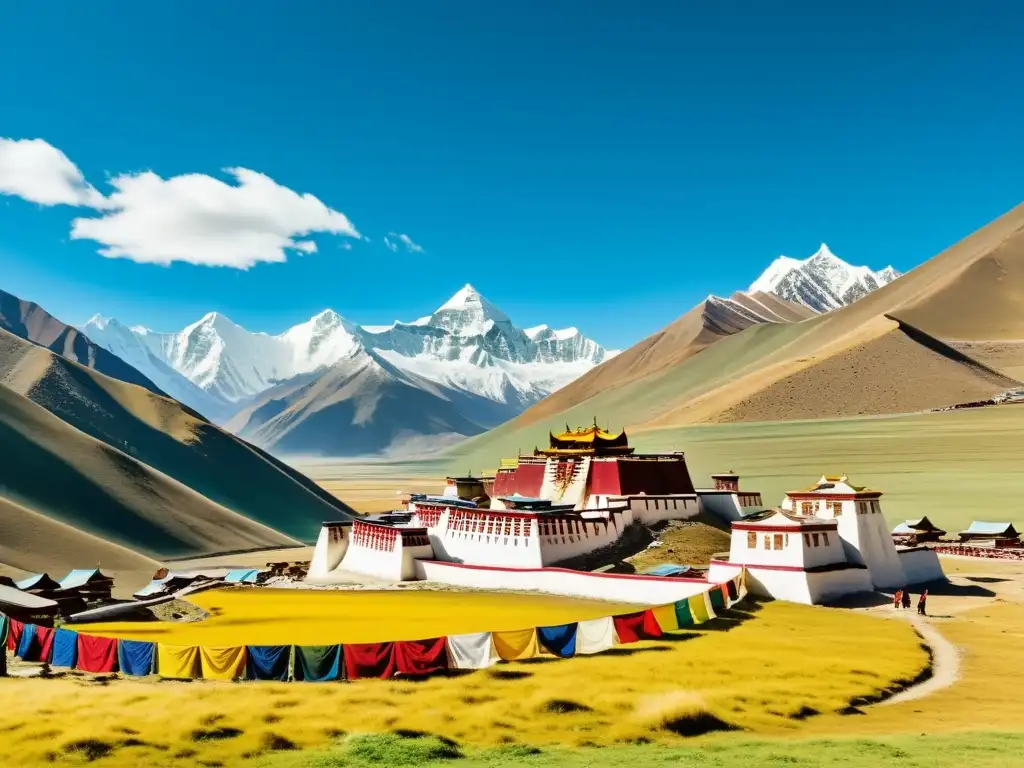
[748,243,901,312]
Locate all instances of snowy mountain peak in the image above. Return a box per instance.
[747,244,901,313]
[430,283,511,336]
[85,313,111,330]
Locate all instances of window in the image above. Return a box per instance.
[763,535,771,550]
[803,533,811,547]
[830,501,843,517]
[784,533,790,547]
[747,532,757,548]
[812,533,820,547]
[822,533,830,546]
[773,534,784,550]
[800,501,815,516]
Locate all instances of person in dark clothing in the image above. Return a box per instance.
[918,590,928,616]
[902,590,912,610]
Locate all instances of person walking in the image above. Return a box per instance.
[918,590,928,616]
[893,590,903,609]
[902,590,912,610]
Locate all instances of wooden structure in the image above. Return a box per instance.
[891,517,947,545]
[957,521,1020,547]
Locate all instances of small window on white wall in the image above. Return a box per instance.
[747,532,757,548]
[812,533,820,547]
[822,532,830,546]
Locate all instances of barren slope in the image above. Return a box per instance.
[0,496,159,579]
[0,381,300,560]
[717,322,1019,423]
[512,293,812,429]
[0,327,356,547]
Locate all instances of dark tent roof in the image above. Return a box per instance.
[16,573,62,591]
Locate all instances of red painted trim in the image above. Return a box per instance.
[420,560,710,584]
[786,492,882,500]
[732,522,837,533]
[710,559,867,573]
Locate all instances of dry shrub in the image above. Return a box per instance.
[611,691,735,742]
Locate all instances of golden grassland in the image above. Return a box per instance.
[0,602,928,767]
[71,588,642,644]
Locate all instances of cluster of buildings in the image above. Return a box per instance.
[308,423,946,605]
[0,569,114,625]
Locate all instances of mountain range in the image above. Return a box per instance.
[449,220,1024,470]
[82,285,613,455]
[749,243,901,312]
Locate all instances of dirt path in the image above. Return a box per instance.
[880,613,960,706]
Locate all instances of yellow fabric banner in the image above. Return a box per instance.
[200,646,247,681]
[651,603,679,632]
[688,593,710,624]
[157,645,200,679]
[703,590,718,621]
[492,628,540,661]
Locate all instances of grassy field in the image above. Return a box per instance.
[71,588,641,644]
[328,407,1024,535]
[254,731,1024,768]
[0,602,927,767]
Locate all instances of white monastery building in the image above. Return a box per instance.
[307,425,944,606]
[708,475,945,603]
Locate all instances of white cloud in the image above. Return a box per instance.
[385,231,425,253]
[71,167,360,268]
[0,137,107,208]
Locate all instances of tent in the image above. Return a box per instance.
[892,517,946,541]
[58,569,112,590]
[642,564,692,577]
[224,569,260,584]
[15,574,61,592]
[0,585,59,623]
[958,521,1019,540]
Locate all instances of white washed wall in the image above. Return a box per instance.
[899,548,945,585]
[415,560,711,604]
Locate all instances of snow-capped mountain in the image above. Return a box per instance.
[748,244,901,313]
[81,284,612,443]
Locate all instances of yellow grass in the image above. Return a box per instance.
[71,588,641,644]
[0,602,927,767]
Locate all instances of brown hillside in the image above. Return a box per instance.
[715,323,1019,424]
[0,380,299,560]
[514,293,811,428]
[0,496,159,583]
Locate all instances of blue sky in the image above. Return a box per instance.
[1,2,1023,349]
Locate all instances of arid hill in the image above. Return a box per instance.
[514,292,813,429]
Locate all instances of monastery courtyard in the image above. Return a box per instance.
[1,556,1022,768]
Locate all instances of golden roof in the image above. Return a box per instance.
[550,424,625,443]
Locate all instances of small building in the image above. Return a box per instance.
[15,573,62,594]
[708,508,874,604]
[958,521,1020,547]
[0,584,59,626]
[710,474,946,604]
[697,471,764,522]
[892,517,947,545]
[58,569,115,605]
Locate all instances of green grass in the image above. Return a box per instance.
[257,731,1024,768]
